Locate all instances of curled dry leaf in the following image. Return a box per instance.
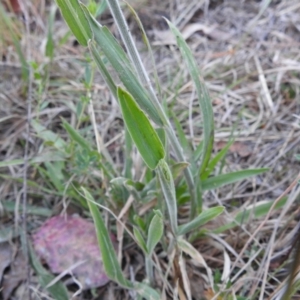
[32,215,117,290]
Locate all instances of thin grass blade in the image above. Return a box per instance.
[202,168,268,191]
[82,187,132,288]
[214,197,287,234]
[62,119,92,151]
[80,4,163,126]
[166,20,214,175]
[201,139,234,180]
[177,206,224,236]
[156,159,178,234]
[88,40,117,99]
[134,282,161,300]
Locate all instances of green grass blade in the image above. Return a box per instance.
[177,206,224,236]
[46,5,56,59]
[0,4,29,81]
[88,40,117,99]
[214,197,287,234]
[167,20,214,174]
[117,87,165,170]
[125,1,162,97]
[156,159,178,234]
[133,227,148,254]
[202,168,268,191]
[44,161,65,192]
[172,113,193,160]
[124,129,133,178]
[82,187,132,288]
[80,4,163,126]
[62,119,92,151]
[29,242,69,300]
[134,282,160,300]
[146,211,164,256]
[3,201,52,217]
[201,139,234,180]
[55,0,92,46]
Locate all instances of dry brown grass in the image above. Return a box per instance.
[0,0,299,299]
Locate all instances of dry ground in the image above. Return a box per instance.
[0,0,300,299]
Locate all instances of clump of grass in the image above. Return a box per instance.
[51,0,268,298]
[2,0,300,299]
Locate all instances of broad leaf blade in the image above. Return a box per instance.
[167,20,214,174]
[178,206,224,236]
[56,0,92,46]
[202,168,268,191]
[117,87,165,170]
[147,212,164,256]
[82,187,132,288]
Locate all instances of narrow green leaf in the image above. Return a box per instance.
[156,159,177,234]
[0,5,29,81]
[147,212,164,256]
[214,197,287,234]
[44,161,65,192]
[3,201,52,217]
[46,5,56,58]
[134,282,160,300]
[29,242,69,300]
[88,40,117,99]
[125,1,162,97]
[133,227,148,254]
[172,113,193,159]
[124,128,133,178]
[82,187,132,288]
[202,168,268,191]
[31,120,66,150]
[177,206,224,236]
[201,139,234,180]
[55,0,92,46]
[95,0,108,17]
[117,87,165,170]
[80,4,163,126]
[62,119,92,151]
[167,20,214,174]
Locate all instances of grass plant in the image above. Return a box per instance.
[0,0,300,299]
